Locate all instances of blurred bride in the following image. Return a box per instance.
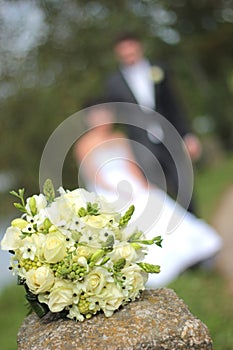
[73,103,222,287]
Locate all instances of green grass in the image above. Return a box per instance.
[0,284,27,350]
[1,154,233,350]
[195,153,233,220]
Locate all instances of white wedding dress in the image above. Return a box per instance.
[80,143,222,287]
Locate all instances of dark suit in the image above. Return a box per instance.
[105,63,195,212]
[106,64,190,135]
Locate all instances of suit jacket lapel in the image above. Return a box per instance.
[119,67,159,109]
[118,69,139,104]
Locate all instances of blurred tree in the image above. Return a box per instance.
[0,0,232,206]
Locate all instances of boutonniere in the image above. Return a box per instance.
[150,66,165,84]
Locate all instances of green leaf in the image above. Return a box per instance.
[128,230,143,242]
[113,258,126,272]
[25,290,49,318]
[102,234,114,251]
[13,202,27,213]
[130,242,143,250]
[10,188,26,212]
[10,190,21,198]
[131,235,163,247]
[100,256,110,265]
[78,202,100,217]
[78,207,87,217]
[86,202,100,216]
[137,262,161,274]
[89,249,105,266]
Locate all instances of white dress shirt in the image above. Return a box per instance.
[121,59,164,143]
[121,59,155,110]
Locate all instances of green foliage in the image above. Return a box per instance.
[78,202,100,217]
[102,234,114,252]
[119,205,135,228]
[130,235,163,247]
[113,258,126,272]
[137,262,161,273]
[10,188,27,215]
[0,0,232,204]
[25,287,49,319]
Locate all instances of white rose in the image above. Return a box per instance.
[26,266,54,294]
[0,226,21,251]
[76,245,95,259]
[48,279,73,312]
[122,265,147,299]
[97,283,124,317]
[82,214,110,228]
[111,242,137,263]
[84,267,109,294]
[43,231,66,263]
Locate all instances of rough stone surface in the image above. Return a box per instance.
[17,288,213,350]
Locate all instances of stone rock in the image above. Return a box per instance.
[17,288,213,350]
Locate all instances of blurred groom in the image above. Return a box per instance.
[105,32,201,213]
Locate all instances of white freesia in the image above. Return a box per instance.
[26,266,54,294]
[1,226,21,251]
[45,198,74,227]
[25,194,47,214]
[77,256,88,268]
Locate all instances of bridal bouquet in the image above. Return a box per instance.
[1,180,162,322]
